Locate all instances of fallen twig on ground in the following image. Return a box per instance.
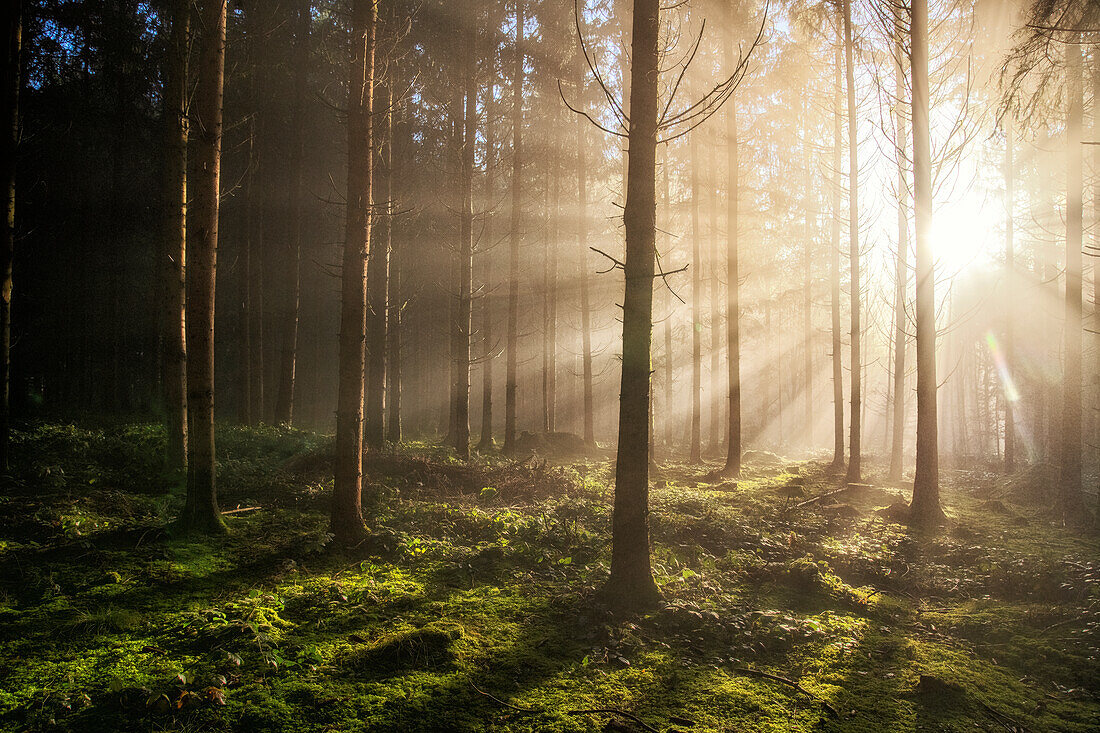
[733,667,840,717]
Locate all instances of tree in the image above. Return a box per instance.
[689,130,703,464]
[273,0,311,427]
[888,33,908,483]
[603,0,661,611]
[454,23,476,460]
[178,0,228,534]
[365,76,391,450]
[723,92,741,478]
[161,0,188,478]
[1003,122,1015,473]
[0,0,19,473]
[502,0,524,456]
[908,0,944,527]
[841,0,862,484]
[332,0,376,544]
[830,43,845,472]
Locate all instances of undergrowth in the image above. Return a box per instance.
[0,422,1097,732]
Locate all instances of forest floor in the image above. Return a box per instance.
[0,423,1098,732]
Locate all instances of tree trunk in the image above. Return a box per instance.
[723,94,740,477]
[661,145,674,451]
[1003,122,1015,473]
[161,0,187,477]
[503,0,524,455]
[709,129,721,452]
[179,0,227,535]
[273,0,310,426]
[689,132,702,463]
[454,35,475,460]
[245,9,265,426]
[889,39,908,481]
[478,89,495,452]
[909,0,943,526]
[830,44,844,472]
[0,0,20,473]
[842,0,861,483]
[578,111,595,448]
[803,132,813,451]
[1060,40,1086,522]
[365,80,391,449]
[332,0,375,544]
[603,0,660,612]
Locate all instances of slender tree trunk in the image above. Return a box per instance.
[1003,122,1015,473]
[386,97,404,444]
[161,0,187,477]
[830,45,844,472]
[454,38,475,460]
[909,0,943,525]
[332,0,375,544]
[478,92,495,452]
[889,41,908,481]
[604,0,660,611]
[709,130,721,452]
[179,0,227,534]
[0,0,19,473]
[274,0,309,426]
[1061,41,1086,522]
[365,80,391,449]
[722,91,741,477]
[842,0,861,483]
[689,132,702,463]
[503,0,523,455]
[1093,59,1100,519]
[578,113,595,448]
[246,15,264,425]
[661,145,674,451]
[803,133,813,451]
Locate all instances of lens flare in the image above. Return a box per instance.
[984,331,1019,402]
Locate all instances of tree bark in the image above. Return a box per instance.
[0,0,20,473]
[332,0,375,544]
[180,0,227,534]
[454,34,475,460]
[578,110,595,448]
[909,0,943,526]
[689,131,702,463]
[478,88,495,452]
[603,0,660,612]
[842,0,861,483]
[830,44,844,472]
[160,0,187,477]
[503,0,523,455]
[274,0,310,426]
[365,80,391,449]
[1003,122,1015,473]
[889,39,908,482]
[723,94,740,477]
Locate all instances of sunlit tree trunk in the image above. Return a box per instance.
[723,92,740,477]
[454,35,475,460]
[161,0,187,477]
[842,0,861,483]
[478,90,496,452]
[365,79,391,449]
[661,145,674,451]
[1060,40,1086,522]
[1093,58,1100,519]
[542,136,558,434]
[332,0,375,544]
[604,0,660,611]
[578,114,595,448]
[503,0,523,455]
[179,0,227,534]
[803,132,813,451]
[889,39,908,482]
[689,132,702,463]
[909,0,943,526]
[386,98,403,444]
[709,129,721,452]
[274,0,310,427]
[1003,122,1015,473]
[830,44,844,472]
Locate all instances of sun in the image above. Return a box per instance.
[930,192,1001,276]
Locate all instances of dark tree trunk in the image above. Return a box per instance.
[603,0,660,612]
[909,0,944,526]
[332,0,375,545]
[161,0,188,477]
[274,0,310,426]
[503,0,523,455]
[365,80,391,449]
[0,0,19,473]
[842,0,861,483]
[454,35,475,460]
[179,0,227,535]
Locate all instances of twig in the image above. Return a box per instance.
[469,682,537,713]
[732,668,840,718]
[222,506,262,515]
[784,487,849,512]
[567,708,660,733]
